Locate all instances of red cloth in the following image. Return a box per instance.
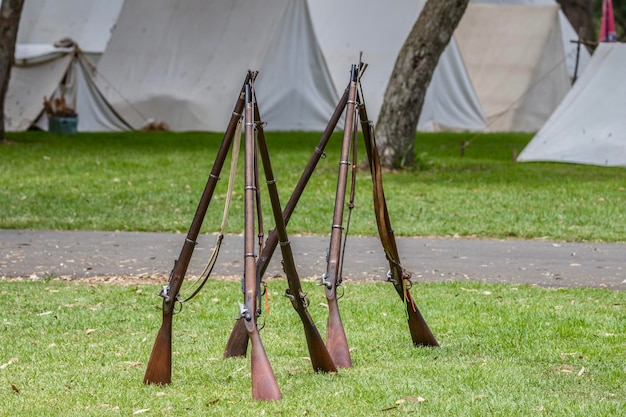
[599,0,617,42]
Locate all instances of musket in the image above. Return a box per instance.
[143,75,249,385]
[223,84,350,358]
[358,91,439,347]
[242,79,281,400]
[254,96,337,373]
[320,64,360,368]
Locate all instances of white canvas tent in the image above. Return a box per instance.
[474,1,591,80]
[308,0,485,132]
[57,0,587,133]
[16,0,124,64]
[5,0,128,132]
[5,44,131,132]
[308,0,585,132]
[518,43,626,166]
[455,3,571,131]
[96,0,339,131]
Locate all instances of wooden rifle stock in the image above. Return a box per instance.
[143,307,172,385]
[322,66,359,368]
[255,101,337,373]
[223,318,249,358]
[224,85,350,359]
[242,81,281,400]
[358,95,439,347]
[143,76,249,385]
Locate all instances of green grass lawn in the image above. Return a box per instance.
[0,279,623,416]
[1,132,624,414]
[2,131,626,241]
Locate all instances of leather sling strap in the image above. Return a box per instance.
[183,118,242,302]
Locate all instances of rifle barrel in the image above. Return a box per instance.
[255,101,337,374]
[358,90,438,348]
[323,65,360,369]
[243,81,281,401]
[223,84,350,359]
[143,76,249,385]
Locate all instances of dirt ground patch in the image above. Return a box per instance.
[0,274,363,286]
[1,274,166,286]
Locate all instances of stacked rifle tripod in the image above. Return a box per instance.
[143,65,439,401]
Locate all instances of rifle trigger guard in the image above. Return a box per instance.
[284,289,309,308]
[300,292,309,308]
[403,276,413,290]
[283,288,297,309]
[173,296,183,314]
[336,284,345,300]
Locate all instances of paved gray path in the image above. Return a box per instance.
[0,229,624,290]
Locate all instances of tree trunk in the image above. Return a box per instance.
[0,0,24,141]
[374,0,469,169]
[558,0,594,42]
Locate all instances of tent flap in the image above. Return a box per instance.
[518,43,626,167]
[5,52,73,131]
[309,0,576,132]
[6,46,131,132]
[96,0,338,132]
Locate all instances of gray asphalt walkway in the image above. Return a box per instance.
[1,229,624,290]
